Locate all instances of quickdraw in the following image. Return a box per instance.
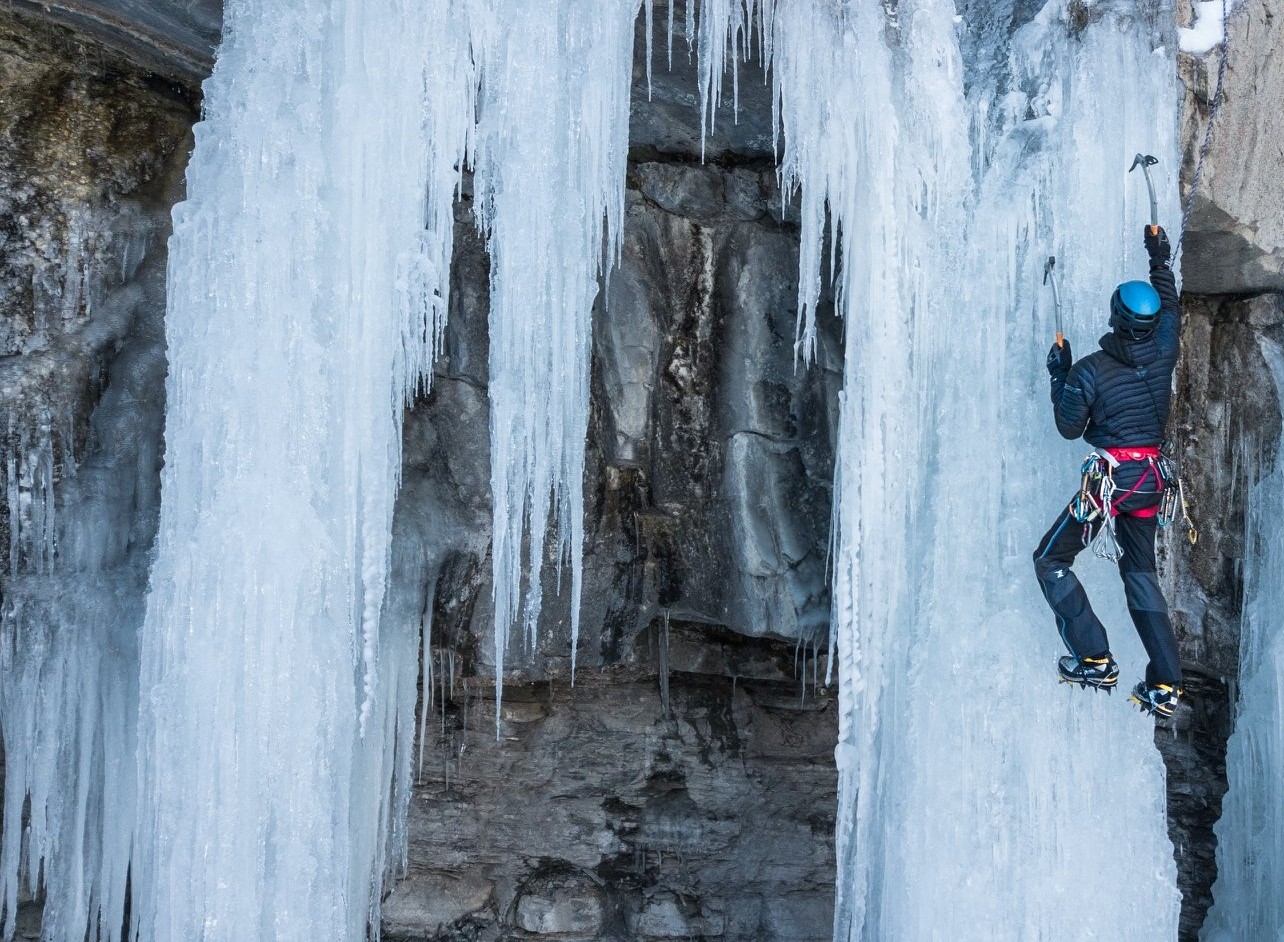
[1069,453,1123,562]
[1156,453,1200,545]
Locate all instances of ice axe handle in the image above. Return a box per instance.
[1044,256,1064,347]
[1130,154,1160,231]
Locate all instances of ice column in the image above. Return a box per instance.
[469,0,639,710]
[701,1,1184,938]
[130,0,468,938]
[1,412,150,942]
[1203,339,1284,941]
[5,0,642,932]
[1,222,164,942]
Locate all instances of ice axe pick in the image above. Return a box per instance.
[1043,256,1064,348]
[1130,153,1160,235]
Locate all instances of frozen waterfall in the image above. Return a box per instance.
[1,0,1205,940]
[129,0,464,936]
[3,0,641,937]
[699,0,1184,937]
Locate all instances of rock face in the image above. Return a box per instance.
[1157,290,1283,942]
[0,10,194,572]
[383,629,835,942]
[1159,7,1284,938]
[4,0,220,80]
[1179,0,1284,294]
[2,3,1283,941]
[1164,293,1284,676]
[382,46,842,931]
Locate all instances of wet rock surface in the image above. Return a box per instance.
[4,0,220,81]
[1164,293,1284,677]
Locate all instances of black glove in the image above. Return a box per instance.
[1144,225,1171,266]
[1046,339,1072,377]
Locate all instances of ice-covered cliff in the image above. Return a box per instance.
[2,1,1281,940]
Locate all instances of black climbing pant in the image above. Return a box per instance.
[1032,461,1182,687]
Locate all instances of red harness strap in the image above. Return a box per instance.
[1103,446,1161,463]
[1104,446,1162,518]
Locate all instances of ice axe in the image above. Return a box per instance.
[1130,153,1160,235]
[1043,256,1064,348]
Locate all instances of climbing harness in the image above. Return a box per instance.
[1067,448,1195,560]
[1177,0,1231,254]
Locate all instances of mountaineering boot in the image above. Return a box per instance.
[1057,654,1119,691]
[1129,681,1183,718]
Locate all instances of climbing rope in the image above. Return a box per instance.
[1176,0,1231,254]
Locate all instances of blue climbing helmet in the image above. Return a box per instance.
[1109,280,1161,336]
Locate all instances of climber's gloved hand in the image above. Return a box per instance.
[1144,225,1171,266]
[1046,340,1072,378]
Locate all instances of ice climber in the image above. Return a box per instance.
[1034,225,1184,718]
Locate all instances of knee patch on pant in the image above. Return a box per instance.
[1124,571,1166,614]
[1036,562,1080,607]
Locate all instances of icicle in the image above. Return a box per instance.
[440,649,448,736]
[668,0,676,69]
[658,611,671,719]
[417,603,435,782]
[645,0,654,100]
[471,0,640,734]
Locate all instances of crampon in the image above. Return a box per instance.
[1057,655,1120,692]
[1128,681,1183,718]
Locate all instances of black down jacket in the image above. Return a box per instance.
[1050,262,1180,448]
